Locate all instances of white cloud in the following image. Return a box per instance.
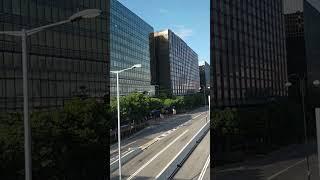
[174,25,194,39]
[199,61,205,66]
[159,8,169,14]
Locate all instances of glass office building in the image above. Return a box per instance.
[199,61,211,89]
[110,0,154,96]
[153,30,200,96]
[211,0,287,107]
[0,0,109,111]
[284,0,320,106]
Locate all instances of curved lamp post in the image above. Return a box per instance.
[111,64,142,180]
[0,9,101,180]
[285,74,320,180]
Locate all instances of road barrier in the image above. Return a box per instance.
[156,121,210,179]
[110,147,143,173]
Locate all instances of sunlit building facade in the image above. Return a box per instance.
[153,29,200,96]
[110,0,155,96]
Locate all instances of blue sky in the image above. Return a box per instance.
[118,0,210,65]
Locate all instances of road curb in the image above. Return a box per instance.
[156,121,210,179]
[110,147,143,173]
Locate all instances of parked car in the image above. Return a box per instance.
[150,109,161,118]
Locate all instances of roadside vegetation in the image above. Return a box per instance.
[0,91,206,179]
[211,98,305,165]
[0,98,109,179]
[109,92,207,129]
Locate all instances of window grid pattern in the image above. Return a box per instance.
[0,0,109,111]
[168,30,200,96]
[211,0,287,107]
[110,0,154,96]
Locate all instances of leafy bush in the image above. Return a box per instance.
[0,98,109,180]
[212,98,305,156]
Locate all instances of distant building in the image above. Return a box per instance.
[283,0,320,105]
[211,0,287,107]
[199,62,210,90]
[152,29,200,96]
[0,0,109,111]
[110,0,155,96]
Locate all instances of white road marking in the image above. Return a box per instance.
[193,112,207,120]
[156,121,210,178]
[198,155,210,180]
[267,158,306,180]
[110,148,136,165]
[127,130,189,180]
[110,141,137,155]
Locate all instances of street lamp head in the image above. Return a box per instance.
[69,9,101,22]
[132,64,142,69]
[285,82,293,87]
[313,80,320,87]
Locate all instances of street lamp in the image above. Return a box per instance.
[208,87,210,122]
[313,80,320,87]
[199,86,207,110]
[111,64,142,180]
[285,74,320,180]
[0,9,101,180]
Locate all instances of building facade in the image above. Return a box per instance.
[0,0,109,111]
[211,0,287,107]
[110,0,154,96]
[284,0,320,105]
[153,29,200,96]
[199,61,211,90]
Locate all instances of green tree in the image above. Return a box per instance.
[148,97,163,111]
[0,113,24,179]
[120,93,149,124]
[0,98,109,180]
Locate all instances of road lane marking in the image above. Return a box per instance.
[110,148,136,165]
[110,141,137,155]
[267,158,306,180]
[156,121,210,178]
[126,130,189,180]
[198,155,210,180]
[193,112,207,120]
[139,114,206,150]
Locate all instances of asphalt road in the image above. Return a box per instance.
[110,107,207,163]
[110,107,209,179]
[213,143,319,180]
[174,131,210,180]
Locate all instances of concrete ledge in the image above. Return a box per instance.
[156,121,210,179]
[110,147,142,173]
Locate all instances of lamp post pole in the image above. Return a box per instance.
[0,9,101,180]
[116,72,122,180]
[286,74,318,180]
[21,29,32,180]
[300,77,310,180]
[111,64,142,180]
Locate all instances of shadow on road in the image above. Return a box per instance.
[213,143,318,180]
[213,168,265,180]
[110,107,207,150]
